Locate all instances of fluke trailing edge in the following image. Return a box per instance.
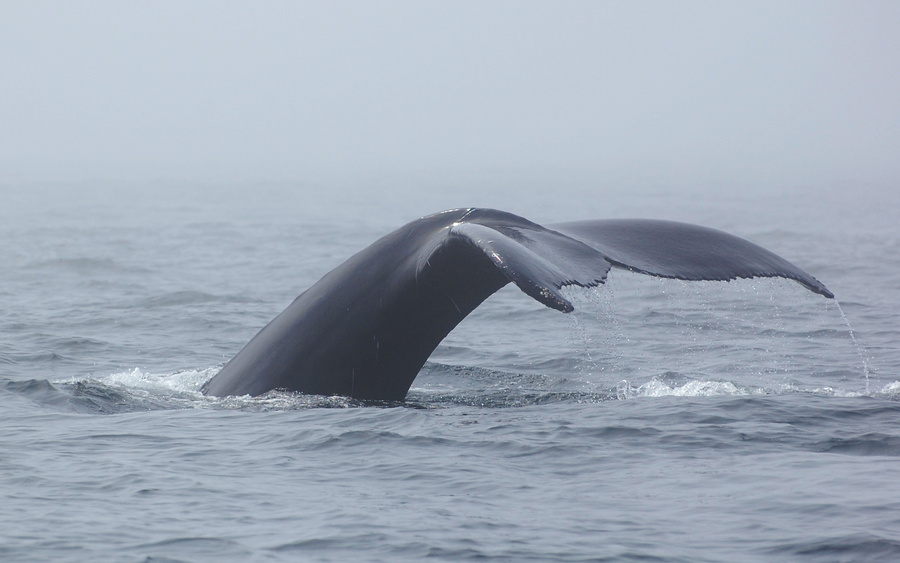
[201,208,832,401]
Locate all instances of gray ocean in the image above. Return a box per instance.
[1,178,898,562]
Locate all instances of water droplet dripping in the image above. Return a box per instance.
[834,300,872,393]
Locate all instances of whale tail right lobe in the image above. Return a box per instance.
[548,218,833,299]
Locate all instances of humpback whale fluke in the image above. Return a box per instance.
[201,208,832,401]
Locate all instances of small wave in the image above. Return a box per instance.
[779,380,900,399]
[406,389,615,408]
[609,377,900,401]
[813,433,900,456]
[29,367,361,413]
[767,534,900,561]
[134,291,258,308]
[877,380,900,399]
[26,257,150,274]
[3,377,160,414]
[2,368,216,413]
[101,367,364,410]
[618,378,767,399]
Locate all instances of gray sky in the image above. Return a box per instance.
[1,1,898,188]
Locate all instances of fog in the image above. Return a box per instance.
[1,1,898,190]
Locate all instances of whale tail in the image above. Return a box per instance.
[202,208,831,401]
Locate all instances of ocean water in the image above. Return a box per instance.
[1,178,898,562]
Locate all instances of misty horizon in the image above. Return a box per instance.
[1,1,898,189]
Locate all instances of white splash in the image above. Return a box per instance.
[90,366,358,410]
[834,300,873,393]
[876,380,900,398]
[100,366,215,396]
[617,378,765,399]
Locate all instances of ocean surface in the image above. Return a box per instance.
[1,178,898,562]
